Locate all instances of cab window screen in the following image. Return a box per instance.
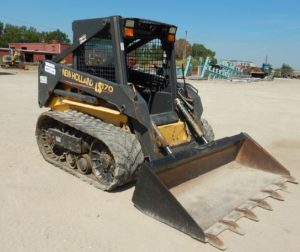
[77,35,116,82]
[127,39,163,76]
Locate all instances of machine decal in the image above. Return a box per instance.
[79,34,87,44]
[94,82,114,94]
[120,42,125,51]
[62,68,114,94]
[40,76,48,84]
[45,62,56,75]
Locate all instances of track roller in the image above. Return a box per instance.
[77,154,92,174]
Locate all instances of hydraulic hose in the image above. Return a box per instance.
[175,98,208,144]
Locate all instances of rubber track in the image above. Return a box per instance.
[36,110,144,191]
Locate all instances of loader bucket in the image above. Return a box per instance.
[132,133,297,250]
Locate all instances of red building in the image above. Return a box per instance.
[1,40,72,64]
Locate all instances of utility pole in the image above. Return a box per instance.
[183,30,188,61]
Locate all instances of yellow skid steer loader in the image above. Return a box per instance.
[36,16,297,249]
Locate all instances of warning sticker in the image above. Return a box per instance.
[45,62,56,75]
[40,75,48,84]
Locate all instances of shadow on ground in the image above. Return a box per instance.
[0,72,16,75]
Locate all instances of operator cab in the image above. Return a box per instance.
[122,18,178,123]
[73,17,178,124]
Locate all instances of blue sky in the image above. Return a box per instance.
[1,0,300,69]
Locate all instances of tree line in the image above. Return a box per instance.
[0,21,70,47]
[1,20,296,75]
[175,38,217,62]
[175,38,217,69]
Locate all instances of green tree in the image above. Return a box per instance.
[192,43,217,64]
[175,39,217,70]
[41,29,70,44]
[0,21,70,47]
[0,24,20,46]
[0,21,4,36]
[281,63,293,75]
[25,27,41,42]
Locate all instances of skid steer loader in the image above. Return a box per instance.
[36,16,297,249]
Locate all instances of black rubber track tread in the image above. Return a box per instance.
[36,110,144,191]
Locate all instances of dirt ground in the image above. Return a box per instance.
[0,69,299,252]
